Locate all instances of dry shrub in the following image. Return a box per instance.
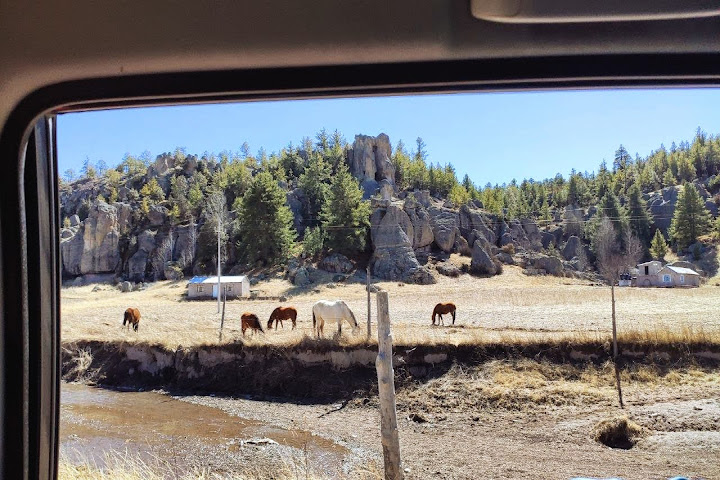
[63,345,94,381]
[591,416,648,449]
[399,360,611,414]
[58,449,377,480]
[501,243,515,254]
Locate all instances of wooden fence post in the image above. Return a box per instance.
[376,291,403,480]
[219,288,226,342]
[366,265,372,338]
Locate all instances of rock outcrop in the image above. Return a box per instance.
[470,240,496,275]
[428,206,458,253]
[371,206,435,284]
[80,203,121,274]
[347,133,395,197]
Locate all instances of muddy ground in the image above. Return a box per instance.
[61,351,720,480]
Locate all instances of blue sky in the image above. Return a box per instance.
[57,88,720,186]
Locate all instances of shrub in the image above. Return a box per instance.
[501,243,515,254]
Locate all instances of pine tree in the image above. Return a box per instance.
[298,152,330,227]
[140,177,165,203]
[626,183,652,246]
[321,162,371,255]
[663,169,677,187]
[650,229,668,260]
[236,172,296,265]
[669,183,711,249]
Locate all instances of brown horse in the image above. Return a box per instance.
[123,307,141,332]
[267,306,297,330]
[431,302,456,326]
[241,312,264,336]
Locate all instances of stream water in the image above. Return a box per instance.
[60,383,350,477]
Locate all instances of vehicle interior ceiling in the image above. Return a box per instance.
[2,1,720,478]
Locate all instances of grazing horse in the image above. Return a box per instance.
[312,300,358,337]
[123,307,141,332]
[432,302,456,326]
[267,306,298,330]
[241,312,263,336]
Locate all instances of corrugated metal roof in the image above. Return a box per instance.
[200,275,248,284]
[189,275,249,284]
[664,266,700,275]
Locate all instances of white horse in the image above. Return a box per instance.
[312,300,359,337]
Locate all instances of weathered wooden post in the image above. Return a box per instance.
[376,291,403,480]
[366,265,372,338]
[219,288,226,342]
[611,282,624,408]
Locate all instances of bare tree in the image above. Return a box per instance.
[594,216,643,408]
[205,192,228,313]
[178,217,197,272]
[151,229,175,280]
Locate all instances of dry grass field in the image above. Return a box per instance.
[61,265,720,348]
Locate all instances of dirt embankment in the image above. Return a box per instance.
[62,337,720,401]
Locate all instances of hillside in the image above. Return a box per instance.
[59,130,720,287]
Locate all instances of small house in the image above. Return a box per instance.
[187,275,250,299]
[635,261,700,287]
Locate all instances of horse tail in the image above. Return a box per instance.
[312,310,316,329]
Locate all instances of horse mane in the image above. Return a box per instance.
[343,301,358,327]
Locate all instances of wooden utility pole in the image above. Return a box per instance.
[366,265,372,338]
[376,291,403,480]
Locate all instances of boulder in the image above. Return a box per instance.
[562,235,582,261]
[436,262,461,277]
[60,228,74,239]
[496,252,514,265]
[69,214,80,227]
[541,231,555,249]
[319,253,354,274]
[120,281,133,293]
[499,232,513,246]
[148,205,168,227]
[530,254,564,276]
[470,240,497,275]
[293,267,310,286]
[428,206,458,252]
[453,235,472,256]
[459,205,496,245]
